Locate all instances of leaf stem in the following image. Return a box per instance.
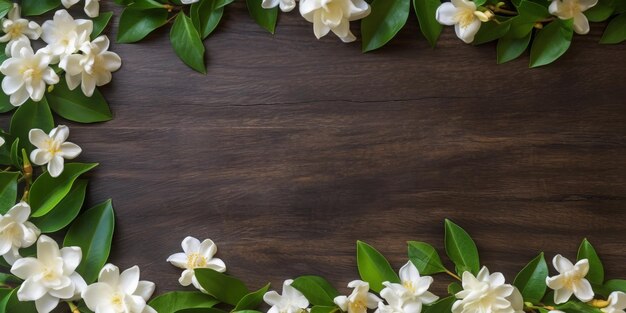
[488,5,518,16]
[20,149,32,202]
[445,269,462,281]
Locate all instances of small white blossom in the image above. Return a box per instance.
[603,291,626,313]
[546,254,594,304]
[82,264,157,313]
[29,125,82,178]
[167,236,226,293]
[0,41,59,106]
[41,10,92,60]
[62,0,100,18]
[263,0,297,12]
[435,0,484,44]
[549,0,598,34]
[263,279,309,313]
[0,4,41,56]
[334,280,381,313]
[10,235,86,313]
[377,261,438,313]
[0,202,40,265]
[60,35,122,97]
[299,0,370,42]
[452,267,522,313]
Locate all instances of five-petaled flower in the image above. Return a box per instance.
[0,4,41,56]
[452,266,523,313]
[546,254,594,304]
[263,0,297,12]
[377,261,438,313]
[435,0,485,44]
[29,125,83,178]
[0,202,40,265]
[61,0,100,18]
[10,235,86,313]
[549,0,598,35]
[299,0,371,42]
[263,279,310,313]
[82,263,157,313]
[166,236,226,293]
[41,10,92,60]
[335,280,381,313]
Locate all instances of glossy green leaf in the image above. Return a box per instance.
[292,276,340,306]
[4,288,37,313]
[195,268,250,305]
[64,199,115,283]
[21,0,60,16]
[0,0,11,19]
[578,239,604,285]
[600,14,626,44]
[149,291,219,313]
[423,296,455,313]
[473,20,511,45]
[407,241,446,275]
[310,306,341,313]
[356,241,400,293]
[246,0,278,34]
[92,11,114,39]
[413,0,443,47]
[529,19,573,68]
[31,180,88,233]
[603,279,626,293]
[191,0,226,39]
[444,219,480,276]
[0,172,18,214]
[9,139,20,170]
[361,0,411,52]
[9,99,54,154]
[555,301,602,312]
[448,282,462,295]
[497,31,532,64]
[0,289,11,313]
[171,13,207,74]
[47,80,112,123]
[234,283,271,311]
[30,163,98,217]
[513,253,548,303]
[585,1,614,22]
[0,90,15,114]
[117,7,169,43]
[0,273,20,287]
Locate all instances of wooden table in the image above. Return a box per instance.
[7,1,626,297]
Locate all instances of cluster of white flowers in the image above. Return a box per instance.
[435,0,598,44]
[0,5,121,106]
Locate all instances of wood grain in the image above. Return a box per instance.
[3,1,626,299]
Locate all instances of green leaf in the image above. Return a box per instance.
[529,19,573,68]
[149,291,219,313]
[292,276,340,306]
[473,20,511,45]
[64,199,115,283]
[413,0,443,47]
[444,219,480,276]
[177,309,229,313]
[585,1,614,22]
[30,163,98,217]
[0,0,11,19]
[361,0,411,52]
[195,268,250,306]
[600,14,626,44]
[117,7,169,43]
[423,296,455,313]
[0,172,18,214]
[603,279,626,293]
[9,139,20,170]
[31,180,88,233]
[0,288,11,313]
[4,289,37,313]
[555,301,603,312]
[497,31,532,64]
[356,241,400,293]
[577,239,604,285]
[234,283,271,311]
[407,241,446,275]
[21,0,60,16]
[513,253,548,303]
[92,11,114,39]
[246,0,278,34]
[447,282,462,295]
[310,306,340,313]
[47,80,112,123]
[0,90,15,114]
[191,0,226,39]
[9,99,54,154]
[0,273,20,287]
[170,13,207,74]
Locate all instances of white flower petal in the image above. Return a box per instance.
[119,265,141,295]
[34,294,60,313]
[436,3,460,25]
[60,142,82,159]
[48,155,65,178]
[182,236,201,254]
[60,246,82,274]
[18,277,48,301]
[135,280,156,301]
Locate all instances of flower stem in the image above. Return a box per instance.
[20,149,32,202]
[488,5,518,16]
[67,302,80,313]
[445,269,462,281]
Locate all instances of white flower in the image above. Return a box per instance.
[377,261,438,313]
[452,266,522,313]
[41,10,92,60]
[0,41,59,106]
[603,292,626,313]
[62,0,100,18]
[263,0,297,12]
[82,264,157,313]
[299,0,370,42]
[0,4,41,56]
[29,125,82,178]
[166,236,226,293]
[435,0,484,44]
[10,235,86,313]
[334,280,381,313]
[263,279,309,313]
[549,0,598,34]
[546,254,594,304]
[0,202,40,265]
[59,35,122,97]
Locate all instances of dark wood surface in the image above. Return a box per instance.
[5,1,626,297]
